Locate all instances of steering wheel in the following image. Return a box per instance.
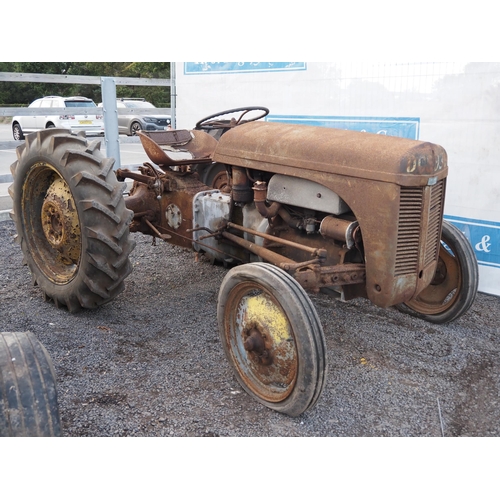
[195,106,269,131]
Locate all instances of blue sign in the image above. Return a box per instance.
[267,115,420,139]
[184,62,307,75]
[444,215,500,269]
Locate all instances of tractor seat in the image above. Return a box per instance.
[137,129,217,167]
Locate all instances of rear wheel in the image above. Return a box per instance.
[217,262,327,416]
[198,163,229,191]
[0,331,61,437]
[396,220,479,324]
[9,128,136,311]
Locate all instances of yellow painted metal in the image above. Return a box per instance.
[21,161,82,283]
[41,176,81,265]
[226,282,298,402]
[244,295,291,344]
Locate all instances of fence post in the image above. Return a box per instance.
[101,77,121,170]
[170,62,176,129]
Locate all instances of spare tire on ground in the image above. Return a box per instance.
[0,331,61,437]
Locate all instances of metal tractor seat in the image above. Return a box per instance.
[137,129,217,168]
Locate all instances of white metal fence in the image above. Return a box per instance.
[0,71,173,170]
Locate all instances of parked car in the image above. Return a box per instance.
[12,96,104,140]
[112,98,171,136]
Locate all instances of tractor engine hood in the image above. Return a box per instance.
[213,121,448,187]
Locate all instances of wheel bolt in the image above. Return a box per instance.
[244,336,257,352]
[259,349,273,366]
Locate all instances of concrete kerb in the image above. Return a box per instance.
[0,210,12,222]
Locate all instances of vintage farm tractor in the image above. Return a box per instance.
[8,106,479,416]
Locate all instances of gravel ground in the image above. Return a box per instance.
[1,218,499,437]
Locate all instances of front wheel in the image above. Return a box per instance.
[130,121,142,135]
[12,123,24,140]
[9,129,136,312]
[217,263,327,416]
[396,220,479,324]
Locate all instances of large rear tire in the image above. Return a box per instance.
[198,162,229,190]
[0,332,61,437]
[217,262,327,416]
[396,220,479,324]
[9,129,136,312]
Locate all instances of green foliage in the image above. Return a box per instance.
[0,62,171,107]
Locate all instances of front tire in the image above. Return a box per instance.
[9,129,136,312]
[396,220,479,324]
[217,263,327,416]
[130,121,142,135]
[0,331,61,437]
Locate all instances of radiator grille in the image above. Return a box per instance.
[395,188,423,276]
[424,180,445,267]
[395,180,445,277]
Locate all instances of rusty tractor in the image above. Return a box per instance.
[8,106,479,416]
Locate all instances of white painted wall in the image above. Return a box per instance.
[175,62,500,296]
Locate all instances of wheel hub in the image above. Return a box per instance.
[41,177,81,264]
[228,289,298,401]
[430,258,447,286]
[244,326,273,365]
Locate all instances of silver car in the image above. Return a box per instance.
[114,98,171,136]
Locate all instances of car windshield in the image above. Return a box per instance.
[64,101,96,108]
[124,101,156,109]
